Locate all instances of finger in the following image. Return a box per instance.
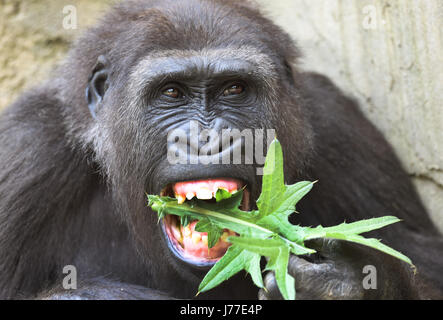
[287,254,314,276]
[257,288,268,300]
[286,255,336,291]
[306,238,374,263]
[304,238,344,260]
[261,272,283,300]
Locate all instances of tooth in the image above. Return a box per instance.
[202,235,208,246]
[176,194,186,204]
[171,224,182,240]
[186,192,195,200]
[231,189,237,194]
[183,226,191,237]
[196,187,212,200]
[192,233,201,244]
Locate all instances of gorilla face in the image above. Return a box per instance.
[83,0,314,286]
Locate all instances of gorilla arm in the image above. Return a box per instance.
[0,87,174,299]
[37,279,173,300]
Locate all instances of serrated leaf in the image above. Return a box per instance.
[273,246,295,300]
[304,216,402,240]
[245,252,264,289]
[198,246,263,293]
[147,139,413,300]
[229,236,296,300]
[196,189,244,211]
[195,218,223,248]
[180,215,191,227]
[256,139,285,219]
[326,233,412,265]
[228,236,313,258]
[277,181,315,218]
[215,188,232,202]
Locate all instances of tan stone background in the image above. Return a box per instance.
[1,0,442,232]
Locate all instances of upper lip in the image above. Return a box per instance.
[151,161,257,195]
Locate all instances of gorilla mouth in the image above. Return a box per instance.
[160,178,250,266]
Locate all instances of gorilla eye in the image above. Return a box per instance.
[162,87,181,99]
[223,84,244,96]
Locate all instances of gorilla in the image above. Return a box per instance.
[0,0,442,300]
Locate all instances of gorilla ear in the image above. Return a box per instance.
[86,55,109,119]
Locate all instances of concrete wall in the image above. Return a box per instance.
[1,0,442,231]
[0,0,113,108]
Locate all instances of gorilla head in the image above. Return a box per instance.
[66,0,312,292]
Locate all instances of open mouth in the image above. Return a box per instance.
[160,178,250,267]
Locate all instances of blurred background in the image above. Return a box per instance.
[0,0,442,232]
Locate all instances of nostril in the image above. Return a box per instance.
[169,120,249,164]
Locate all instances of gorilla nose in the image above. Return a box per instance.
[166,119,252,166]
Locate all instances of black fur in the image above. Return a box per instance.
[0,0,442,299]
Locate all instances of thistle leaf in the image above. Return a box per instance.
[147,139,412,300]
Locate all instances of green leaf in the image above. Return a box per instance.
[215,188,233,202]
[180,215,191,227]
[273,246,295,300]
[147,138,413,300]
[198,246,263,293]
[195,218,223,248]
[196,189,244,211]
[303,216,402,240]
[245,252,264,289]
[229,236,304,300]
[326,233,412,265]
[256,139,285,219]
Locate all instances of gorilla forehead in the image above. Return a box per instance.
[98,0,296,71]
[127,47,278,95]
[118,0,268,45]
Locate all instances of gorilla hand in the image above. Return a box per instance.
[258,238,417,300]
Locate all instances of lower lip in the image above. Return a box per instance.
[161,219,221,267]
